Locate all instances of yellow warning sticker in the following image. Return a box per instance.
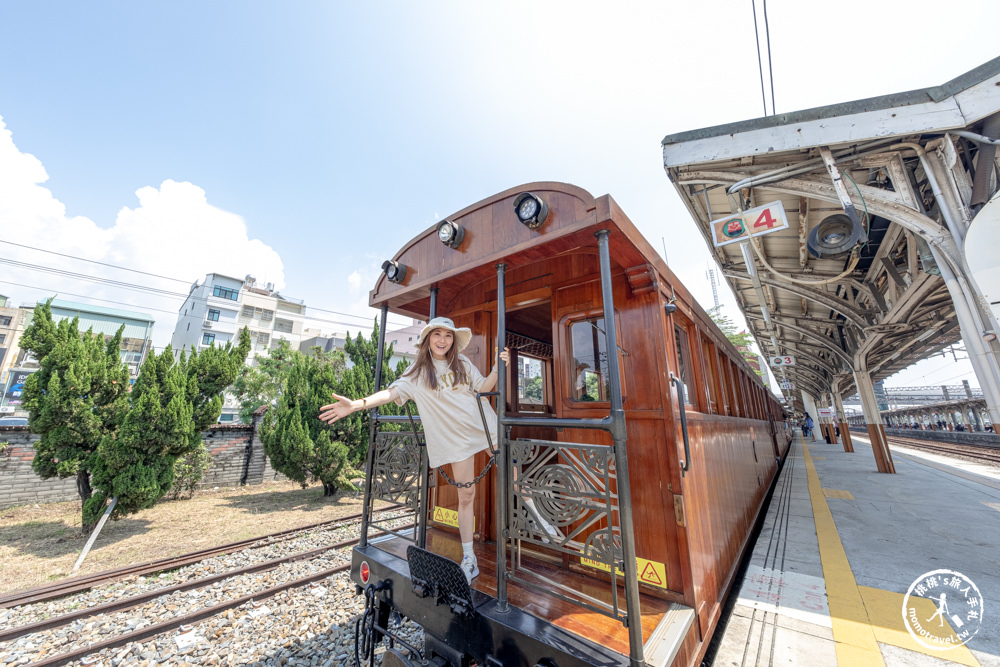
[432,506,473,530]
[580,556,667,589]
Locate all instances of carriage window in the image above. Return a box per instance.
[701,337,722,414]
[570,318,610,402]
[517,355,547,413]
[673,322,694,406]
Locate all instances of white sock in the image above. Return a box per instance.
[462,542,475,560]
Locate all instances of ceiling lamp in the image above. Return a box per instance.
[513,192,549,230]
[381,260,407,284]
[807,213,866,259]
[436,219,464,249]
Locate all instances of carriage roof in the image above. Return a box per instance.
[369,182,694,319]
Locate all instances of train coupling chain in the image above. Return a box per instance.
[356,582,426,666]
[407,545,475,617]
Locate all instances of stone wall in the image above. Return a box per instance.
[0,423,286,510]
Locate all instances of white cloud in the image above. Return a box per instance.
[0,115,285,349]
[347,270,362,294]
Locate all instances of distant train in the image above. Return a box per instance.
[350,183,792,667]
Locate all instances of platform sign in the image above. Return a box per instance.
[779,380,795,390]
[710,201,790,248]
[770,355,796,367]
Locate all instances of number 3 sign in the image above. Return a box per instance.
[770,355,796,367]
[711,201,790,248]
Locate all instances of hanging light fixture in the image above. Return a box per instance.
[807,213,865,259]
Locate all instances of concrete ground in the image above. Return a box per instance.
[711,433,1000,667]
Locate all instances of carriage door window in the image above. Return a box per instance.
[701,336,722,415]
[673,322,695,406]
[570,318,611,402]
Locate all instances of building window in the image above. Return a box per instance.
[202,333,216,345]
[258,332,270,346]
[274,318,293,334]
[219,413,235,422]
[207,309,220,322]
[0,333,5,344]
[213,285,239,301]
[262,309,273,321]
[0,316,10,326]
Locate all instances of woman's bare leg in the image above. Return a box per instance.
[449,455,477,545]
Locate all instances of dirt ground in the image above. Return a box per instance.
[0,480,368,596]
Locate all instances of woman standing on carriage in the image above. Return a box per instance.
[319,317,509,584]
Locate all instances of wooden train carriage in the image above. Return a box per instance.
[351,182,791,667]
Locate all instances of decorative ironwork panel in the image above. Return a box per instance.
[510,438,622,569]
[371,431,424,510]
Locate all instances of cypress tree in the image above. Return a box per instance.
[21,301,130,529]
[335,319,408,465]
[259,349,356,496]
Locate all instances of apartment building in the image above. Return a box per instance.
[170,273,306,421]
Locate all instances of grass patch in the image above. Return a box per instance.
[0,479,368,596]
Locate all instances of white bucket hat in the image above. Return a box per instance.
[416,317,472,352]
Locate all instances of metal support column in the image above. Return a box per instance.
[596,230,645,667]
[429,286,438,319]
[360,304,391,547]
[494,263,509,613]
[831,385,854,452]
[853,366,895,473]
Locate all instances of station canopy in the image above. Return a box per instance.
[662,58,1000,405]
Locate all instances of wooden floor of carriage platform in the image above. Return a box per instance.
[711,432,1000,667]
[374,526,694,663]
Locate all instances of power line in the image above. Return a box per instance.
[0,278,405,332]
[763,0,776,114]
[0,246,412,327]
[751,0,767,116]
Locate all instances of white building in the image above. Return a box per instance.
[169,273,306,421]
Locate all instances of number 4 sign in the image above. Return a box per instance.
[711,201,790,248]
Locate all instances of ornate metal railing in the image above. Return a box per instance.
[508,438,625,622]
[365,420,428,546]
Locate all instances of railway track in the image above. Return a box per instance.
[0,506,406,610]
[0,511,416,667]
[884,434,1000,465]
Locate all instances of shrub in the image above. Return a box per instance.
[170,441,213,500]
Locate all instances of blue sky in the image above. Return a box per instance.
[1,1,998,391]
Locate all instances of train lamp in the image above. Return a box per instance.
[381,259,407,284]
[436,219,464,248]
[513,192,549,229]
[807,213,866,259]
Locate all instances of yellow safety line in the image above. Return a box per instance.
[803,443,886,665]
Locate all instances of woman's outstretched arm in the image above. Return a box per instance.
[319,387,399,423]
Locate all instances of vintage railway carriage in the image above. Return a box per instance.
[351,183,791,667]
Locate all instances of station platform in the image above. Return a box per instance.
[712,433,1000,666]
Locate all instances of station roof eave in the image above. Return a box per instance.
[662,58,1000,401]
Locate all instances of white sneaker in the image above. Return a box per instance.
[460,556,479,584]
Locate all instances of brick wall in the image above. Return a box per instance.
[0,423,286,510]
[0,427,78,509]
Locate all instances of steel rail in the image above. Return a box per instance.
[0,506,405,609]
[0,522,412,644]
[885,435,1000,464]
[9,522,414,667]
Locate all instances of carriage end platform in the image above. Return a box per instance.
[711,433,1000,666]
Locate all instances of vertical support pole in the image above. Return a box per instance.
[429,286,438,319]
[494,263,509,613]
[853,366,895,473]
[596,230,645,667]
[832,389,854,452]
[360,304,390,548]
